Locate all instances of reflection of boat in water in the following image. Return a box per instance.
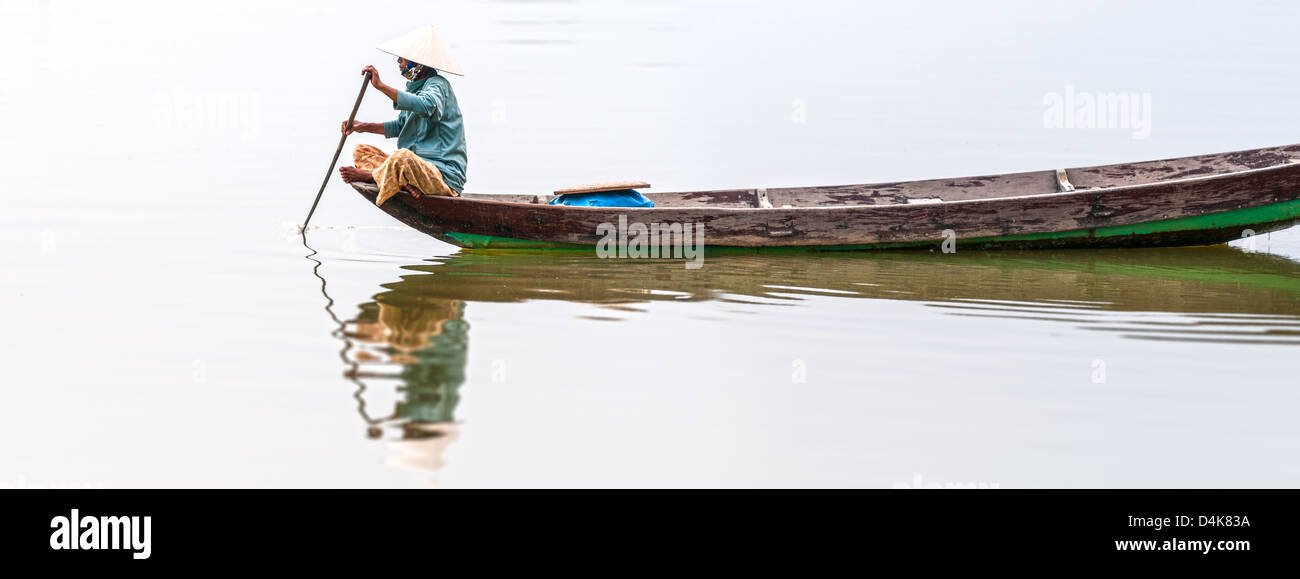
[391,246,1298,311]
[309,241,1299,482]
[390,245,1300,344]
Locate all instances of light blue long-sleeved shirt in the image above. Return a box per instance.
[382,72,467,192]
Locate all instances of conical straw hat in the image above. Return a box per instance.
[377,25,464,77]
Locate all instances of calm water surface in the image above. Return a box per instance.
[1,0,1298,487]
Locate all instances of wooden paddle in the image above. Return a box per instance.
[302,70,372,230]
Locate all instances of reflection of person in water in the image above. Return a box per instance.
[347,292,469,478]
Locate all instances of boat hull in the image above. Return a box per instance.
[348,147,1300,251]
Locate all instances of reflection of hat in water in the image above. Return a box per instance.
[377,25,464,76]
[385,422,461,482]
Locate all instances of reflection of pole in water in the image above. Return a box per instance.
[303,232,469,483]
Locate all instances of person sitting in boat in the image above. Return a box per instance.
[339,25,467,206]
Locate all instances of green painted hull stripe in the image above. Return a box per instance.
[443,199,1300,250]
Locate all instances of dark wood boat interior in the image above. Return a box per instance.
[451,143,1300,209]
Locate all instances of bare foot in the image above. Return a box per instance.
[403,185,424,197]
[339,166,374,183]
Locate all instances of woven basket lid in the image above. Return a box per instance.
[553,181,650,195]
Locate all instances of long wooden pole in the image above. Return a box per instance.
[302,70,372,229]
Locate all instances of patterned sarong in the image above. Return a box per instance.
[353,144,458,206]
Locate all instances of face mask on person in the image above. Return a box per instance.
[400,59,426,81]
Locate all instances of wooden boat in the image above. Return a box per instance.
[347,143,1300,250]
